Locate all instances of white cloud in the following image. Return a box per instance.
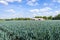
[0,0,22,5]
[6,9,15,13]
[33,13,37,16]
[5,0,22,2]
[43,3,48,6]
[27,0,39,6]
[53,0,60,3]
[1,13,23,19]
[29,7,53,16]
[49,10,60,17]
[30,9,40,13]
[0,1,8,5]
[40,7,52,12]
[31,0,37,2]
[12,13,23,18]
[55,10,60,14]
[30,7,52,13]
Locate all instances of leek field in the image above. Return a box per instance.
[0,20,60,40]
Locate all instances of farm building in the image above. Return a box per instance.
[32,18,45,20]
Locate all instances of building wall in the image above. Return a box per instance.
[32,18,45,20]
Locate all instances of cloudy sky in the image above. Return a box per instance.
[0,0,60,18]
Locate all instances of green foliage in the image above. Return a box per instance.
[0,20,60,40]
[53,14,60,20]
[4,18,32,21]
[34,16,43,18]
[48,16,52,20]
[43,16,48,20]
[34,16,48,20]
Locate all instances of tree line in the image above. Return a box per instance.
[0,14,60,21]
[34,16,52,20]
[35,14,60,20]
[4,18,32,21]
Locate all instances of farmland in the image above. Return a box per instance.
[0,20,60,40]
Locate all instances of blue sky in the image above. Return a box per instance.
[0,0,60,18]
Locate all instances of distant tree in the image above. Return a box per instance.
[34,16,48,20]
[17,18,24,20]
[24,18,31,20]
[34,16,43,18]
[52,14,60,20]
[10,18,32,20]
[48,16,52,20]
[43,16,48,20]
